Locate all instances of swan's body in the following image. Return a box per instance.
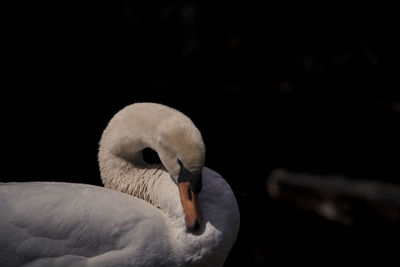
[0,103,240,267]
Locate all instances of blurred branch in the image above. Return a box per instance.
[267,169,400,225]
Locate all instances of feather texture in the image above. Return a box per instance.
[0,103,240,266]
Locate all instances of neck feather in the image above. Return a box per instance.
[98,149,181,217]
[99,149,240,266]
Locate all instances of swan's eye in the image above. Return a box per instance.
[187,188,192,201]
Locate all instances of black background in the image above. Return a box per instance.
[2,2,400,266]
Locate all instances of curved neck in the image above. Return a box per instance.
[98,147,174,209]
[96,103,239,266]
[99,144,239,266]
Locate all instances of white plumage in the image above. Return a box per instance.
[0,103,240,267]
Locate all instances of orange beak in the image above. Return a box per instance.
[178,181,203,232]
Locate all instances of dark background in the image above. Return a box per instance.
[2,2,400,266]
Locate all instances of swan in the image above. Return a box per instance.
[0,102,240,267]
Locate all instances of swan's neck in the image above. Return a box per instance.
[98,149,180,218]
[99,148,240,266]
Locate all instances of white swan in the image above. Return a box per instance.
[0,102,240,267]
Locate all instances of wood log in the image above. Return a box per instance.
[267,169,400,225]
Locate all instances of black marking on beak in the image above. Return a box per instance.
[177,159,202,194]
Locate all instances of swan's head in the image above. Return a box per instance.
[156,120,205,232]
